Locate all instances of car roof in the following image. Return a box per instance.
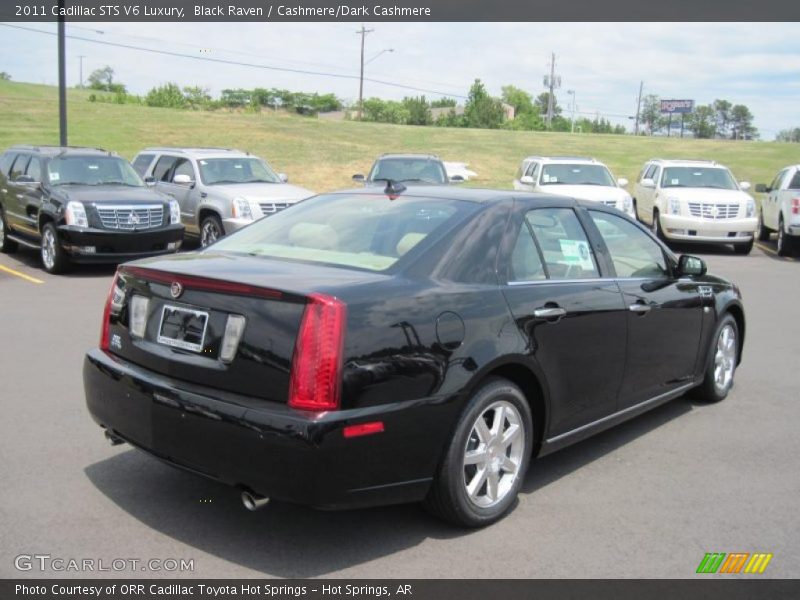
[522,155,600,164]
[376,153,442,161]
[139,147,251,159]
[647,158,726,167]
[6,145,113,157]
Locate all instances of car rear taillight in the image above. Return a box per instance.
[792,198,800,215]
[100,271,121,351]
[288,293,347,412]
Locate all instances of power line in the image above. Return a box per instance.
[0,23,467,99]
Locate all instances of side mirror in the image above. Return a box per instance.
[739,181,751,191]
[519,175,534,185]
[173,174,194,186]
[678,254,707,277]
[754,183,768,193]
[449,175,464,183]
[640,178,655,189]
[15,175,36,184]
[144,176,156,186]
[352,174,365,182]
[278,173,289,183]
[617,177,629,187]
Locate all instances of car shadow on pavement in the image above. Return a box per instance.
[84,395,696,578]
[5,247,119,278]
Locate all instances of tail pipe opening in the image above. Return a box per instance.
[241,490,270,511]
[104,429,125,446]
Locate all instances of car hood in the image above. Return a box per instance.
[50,185,168,204]
[659,188,752,203]
[539,185,629,202]
[209,182,313,203]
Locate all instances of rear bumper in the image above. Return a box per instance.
[83,349,441,509]
[58,224,185,262]
[659,215,757,243]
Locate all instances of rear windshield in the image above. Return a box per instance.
[661,167,738,190]
[47,156,143,187]
[369,158,448,184]
[212,193,474,272]
[540,163,616,187]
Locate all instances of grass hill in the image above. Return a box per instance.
[0,80,796,193]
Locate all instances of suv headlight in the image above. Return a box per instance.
[168,199,181,224]
[65,201,88,228]
[232,196,255,220]
[745,198,756,218]
[666,197,682,215]
[621,195,634,216]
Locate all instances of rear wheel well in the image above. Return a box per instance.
[481,363,546,456]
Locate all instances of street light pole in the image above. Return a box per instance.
[57,2,67,146]
[356,24,374,121]
[78,55,86,89]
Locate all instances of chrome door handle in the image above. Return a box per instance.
[629,303,651,314]
[533,307,567,319]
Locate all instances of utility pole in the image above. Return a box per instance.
[356,24,373,121]
[57,2,67,146]
[567,89,576,133]
[78,55,86,89]
[633,80,643,136]
[543,52,560,129]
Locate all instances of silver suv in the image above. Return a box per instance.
[132,148,313,246]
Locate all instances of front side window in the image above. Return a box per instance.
[9,154,30,180]
[197,157,280,185]
[0,153,17,177]
[171,158,195,181]
[25,157,41,182]
[153,155,179,182]
[768,170,786,191]
[589,211,668,279]
[539,163,616,187]
[525,208,599,279]
[212,193,474,272]
[525,161,540,180]
[46,156,144,187]
[661,167,738,190]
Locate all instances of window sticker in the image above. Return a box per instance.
[88,164,99,170]
[671,179,680,185]
[49,172,60,181]
[559,239,594,271]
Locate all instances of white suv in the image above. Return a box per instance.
[513,156,634,218]
[755,165,800,256]
[132,148,313,247]
[633,159,757,254]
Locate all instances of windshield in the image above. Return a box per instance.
[197,157,281,185]
[211,193,473,272]
[369,158,448,184]
[661,167,738,190]
[540,164,616,187]
[46,156,144,187]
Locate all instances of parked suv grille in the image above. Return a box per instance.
[96,205,164,230]
[687,202,740,220]
[259,202,291,215]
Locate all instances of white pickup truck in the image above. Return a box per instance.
[756,165,800,256]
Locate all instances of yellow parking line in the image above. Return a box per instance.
[0,263,44,284]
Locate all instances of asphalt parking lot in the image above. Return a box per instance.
[1,239,798,579]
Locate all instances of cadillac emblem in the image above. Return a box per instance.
[170,281,184,299]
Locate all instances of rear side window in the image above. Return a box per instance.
[525,208,599,279]
[509,222,546,282]
[788,171,800,190]
[589,211,668,279]
[0,153,17,176]
[152,155,178,182]
[9,155,30,180]
[132,154,154,176]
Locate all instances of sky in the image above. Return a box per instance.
[0,21,798,137]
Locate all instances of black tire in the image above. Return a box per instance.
[632,199,640,222]
[200,214,224,248]
[733,238,753,255]
[423,378,533,528]
[40,222,69,274]
[756,210,770,242]
[776,217,795,257]
[693,314,739,403]
[0,207,18,253]
[652,209,666,242]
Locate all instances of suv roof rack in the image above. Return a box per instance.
[649,157,718,165]
[10,144,108,154]
[141,147,243,154]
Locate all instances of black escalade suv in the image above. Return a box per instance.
[0,146,185,274]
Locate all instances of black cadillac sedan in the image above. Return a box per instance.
[84,185,745,527]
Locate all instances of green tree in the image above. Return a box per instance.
[687,105,717,139]
[402,96,432,126]
[713,99,733,138]
[730,104,758,140]
[145,83,187,108]
[464,79,505,129]
[534,92,562,120]
[182,86,211,109]
[0,72,10,81]
[431,97,457,108]
[501,85,534,116]
[87,66,125,94]
[776,127,800,142]
[639,94,662,134]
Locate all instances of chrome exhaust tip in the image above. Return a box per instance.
[104,429,125,446]
[241,490,270,511]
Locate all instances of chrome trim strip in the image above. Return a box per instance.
[545,382,695,445]
[508,277,652,286]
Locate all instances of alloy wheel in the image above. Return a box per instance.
[201,221,221,247]
[463,400,525,508]
[713,323,737,394]
[41,228,56,270]
[0,212,5,246]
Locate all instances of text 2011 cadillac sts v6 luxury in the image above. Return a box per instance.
[84,185,746,527]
